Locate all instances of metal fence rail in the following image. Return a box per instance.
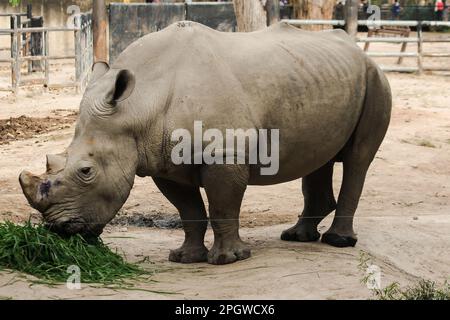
[283,19,450,74]
[284,19,345,26]
[0,12,92,93]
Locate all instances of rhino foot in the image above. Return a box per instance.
[207,240,251,265]
[280,222,320,242]
[321,232,357,247]
[169,244,209,263]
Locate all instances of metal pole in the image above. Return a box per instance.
[16,23,21,90]
[11,16,18,93]
[26,4,32,19]
[44,30,49,88]
[344,0,358,38]
[265,0,280,26]
[93,0,107,63]
[25,6,33,74]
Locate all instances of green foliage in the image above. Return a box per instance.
[374,279,450,300]
[359,251,450,300]
[0,221,148,284]
[9,0,21,7]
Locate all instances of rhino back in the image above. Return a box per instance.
[113,22,369,184]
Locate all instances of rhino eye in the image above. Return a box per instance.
[77,165,96,183]
[80,167,92,176]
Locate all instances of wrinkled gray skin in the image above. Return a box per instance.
[20,21,391,265]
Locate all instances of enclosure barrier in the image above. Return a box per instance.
[283,19,450,74]
[0,13,92,93]
[0,5,40,76]
[108,2,237,63]
[2,14,449,93]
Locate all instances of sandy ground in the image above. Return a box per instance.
[0,68,449,299]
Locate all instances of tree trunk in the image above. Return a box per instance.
[292,0,335,31]
[233,0,267,32]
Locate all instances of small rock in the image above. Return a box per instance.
[413,216,418,221]
[6,133,15,139]
[118,227,128,232]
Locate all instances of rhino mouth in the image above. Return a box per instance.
[44,215,102,239]
[45,216,82,235]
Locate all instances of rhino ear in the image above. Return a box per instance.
[90,61,110,84]
[104,69,135,104]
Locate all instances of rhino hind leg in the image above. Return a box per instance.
[153,177,209,263]
[201,164,251,265]
[321,156,368,248]
[281,161,336,242]
[322,62,391,248]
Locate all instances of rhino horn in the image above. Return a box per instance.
[46,153,67,174]
[19,170,51,213]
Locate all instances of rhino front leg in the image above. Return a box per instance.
[153,177,208,263]
[201,164,250,265]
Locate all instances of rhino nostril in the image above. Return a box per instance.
[39,180,52,198]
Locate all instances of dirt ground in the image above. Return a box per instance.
[0,67,449,299]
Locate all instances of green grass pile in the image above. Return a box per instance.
[373,280,450,300]
[0,221,146,284]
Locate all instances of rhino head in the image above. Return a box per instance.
[19,62,138,237]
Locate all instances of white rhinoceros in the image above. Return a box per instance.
[20,21,391,265]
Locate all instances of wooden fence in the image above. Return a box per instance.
[2,11,448,94]
[284,19,450,74]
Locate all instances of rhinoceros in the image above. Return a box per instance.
[19,21,391,265]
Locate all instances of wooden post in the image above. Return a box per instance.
[15,31,21,93]
[93,0,108,63]
[344,0,358,38]
[44,30,49,88]
[10,15,22,93]
[397,29,410,65]
[30,16,43,72]
[417,22,423,75]
[364,29,373,51]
